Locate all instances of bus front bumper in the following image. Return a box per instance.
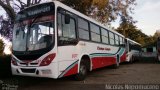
[11,63,58,79]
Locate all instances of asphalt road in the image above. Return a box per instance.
[0,58,160,90]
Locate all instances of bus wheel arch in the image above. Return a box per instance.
[112,54,120,69]
[75,55,91,81]
[130,55,134,63]
[79,55,91,71]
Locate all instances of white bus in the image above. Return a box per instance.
[125,38,141,63]
[141,46,157,58]
[11,1,127,80]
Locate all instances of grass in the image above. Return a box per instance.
[0,55,12,78]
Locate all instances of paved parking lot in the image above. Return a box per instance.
[0,59,160,90]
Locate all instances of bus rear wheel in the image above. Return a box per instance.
[112,55,120,69]
[157,56,160,62]
[112,61,119,69]
[74,62,87,81]
[129,56,134,63]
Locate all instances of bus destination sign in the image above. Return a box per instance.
[16,3,54,21]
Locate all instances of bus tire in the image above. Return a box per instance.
[157,56,160,63]
[129,57,132,63]
[130,56,134,63]
[74,61,87,81]
[112,55,120,69]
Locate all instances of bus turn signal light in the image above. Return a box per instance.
[11,57,18,66]
[40,53,56,66]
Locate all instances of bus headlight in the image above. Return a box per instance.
[11,57,18,66]
[40,53,56,66]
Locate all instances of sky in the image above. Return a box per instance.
[112,0,160,36]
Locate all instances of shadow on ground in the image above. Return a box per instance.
[0,55,12,78]
[0,56,159,79]
[1,56,160,90]
[137,57,159,64]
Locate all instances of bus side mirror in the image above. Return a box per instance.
[65,14,70,24]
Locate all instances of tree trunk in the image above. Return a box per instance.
[0,0,16,23]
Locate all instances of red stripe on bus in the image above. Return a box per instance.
[120,52,127,62]
[92,57,116,69]
[63,64,78,77]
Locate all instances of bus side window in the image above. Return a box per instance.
[129,42,132,51]
[58,13,62,36]
[62,14,76,39]
[119,37,123,46]
[58,12,77,46]
[90,23,101,42]
[109,32,115,45]
[115,34,119,45]
[101,28,109,44]
[78,18,89,40]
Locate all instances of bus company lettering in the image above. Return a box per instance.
[97,46,111,51]
[16,6,51,20]
[72,54,78,58]
[28,6,51,16]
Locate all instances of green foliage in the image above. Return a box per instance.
[0,0,136,39]
[116,21,150,46]
[153,31,160,42]
[116,21,159,47]
[0,0,42,40]
[0,39,4,56]
[61,0,136,24]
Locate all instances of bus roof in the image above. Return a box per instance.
[126,38,141,45]
[23,1,125,38]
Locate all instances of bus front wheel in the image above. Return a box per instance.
[74,62,87,81]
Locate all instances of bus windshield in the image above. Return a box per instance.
[12,2,55,55]
[13,16,54,52]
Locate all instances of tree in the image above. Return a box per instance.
[0,0,42,22]
[116,20,158,47]
[153,30,160,41]
[0,0,42,40]
[116,20,148,46]
[0,39,4,56]
[0,0,136,40]
[61,0,136,24]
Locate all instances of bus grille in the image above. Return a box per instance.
[21,68,36,73]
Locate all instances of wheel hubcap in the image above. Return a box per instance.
[80,65,86,75]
